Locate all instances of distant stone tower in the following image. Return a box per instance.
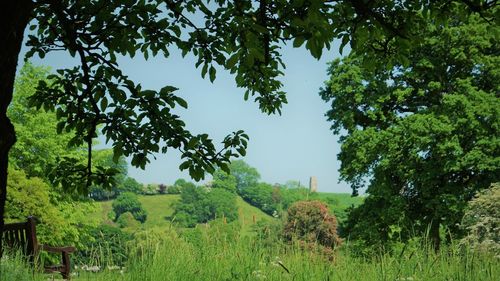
[309,176,318,193]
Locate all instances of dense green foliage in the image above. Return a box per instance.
[5,167,98,250]
[8,63,85,182]
[284,201,341,250]
[173,185,238,227]
[228,160,261,190]
[461,183,500,257]
[169,178,196,194]
[74,224,132,267]
[211,169,238,193]
[89,149,143,200]
[320,13,499,249]
[112,192,147,223]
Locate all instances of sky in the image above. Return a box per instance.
[19,37,352,193]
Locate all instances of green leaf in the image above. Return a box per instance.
[201,64,208,78]
[293,36,305,48]
[209,65,216,82]
[226,54,239,69]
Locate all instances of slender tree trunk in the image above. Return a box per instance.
[0,0,33,256]
[429,219,441,252]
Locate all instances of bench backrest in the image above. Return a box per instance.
[2,217,39,260]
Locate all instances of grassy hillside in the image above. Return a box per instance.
[236,196,272,234]
[89,192,362,232]
[90,194,272,232]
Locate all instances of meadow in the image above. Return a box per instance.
[2,193,498,281]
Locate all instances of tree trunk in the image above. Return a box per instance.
[429,219,441,252]
[0,0,33,256]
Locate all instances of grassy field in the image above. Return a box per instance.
[89,192,362,232]
[3,192,498,281]
[5,227,498,281]
[89,194,273,232]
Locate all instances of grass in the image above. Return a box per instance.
[88,194,272,233]
[13,192,491,281]
[45,226,500,281]
[139,194,180,228]
[236,196,272,234]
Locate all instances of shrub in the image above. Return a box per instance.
[112,192,147,223]
[74,224,132,267]
[283,200,341,249]
[239,183,277,215]
[167,185,181,194]
[173,185,238,227]
[460,183,500,257]
[116,212,140,228]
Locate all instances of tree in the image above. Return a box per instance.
[173,184,237,227]
[158,184,167,194]
[239,182,277,215]
[112,192,147,223]
[211,169,238,193]
[460,183,500,256]
[173,178,196,191]
[119,177,143,194]
[1,0,495,252]
[8,63,85,179]
[228,160,260,190]
[89,149,128,200]
[320,14,499,249]
[284,200,341,249]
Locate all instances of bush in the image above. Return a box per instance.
[74,224,132,267]
[284,200,341,249]
[112,192,147,223]
[167,185,181,194]
[173,185,238,227]
[116,212,140,228]
[460,183,500,257]
[239,183,277,215]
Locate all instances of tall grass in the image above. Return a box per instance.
[72,223,498,281]
[0,251,43,281]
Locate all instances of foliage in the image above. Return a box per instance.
[112,192,147,223]
[284,201,341,249]
[74,224,132,267]
[239,182,277,216]
[211,169,237,193]
[228,160,260,190]
[171,178,196,194]
[8,63,84,179]
[5,167,98,249]
[173,185,238,227]
[142,184,158,195]
[166,185,180,194]
[116,212,140,229]
[460,183,500,257]
[6,0,491,194]
[89,149,142,200]
[120,177,143,194]
[320,13,499,248]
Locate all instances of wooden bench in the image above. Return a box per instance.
[2,216,75,279]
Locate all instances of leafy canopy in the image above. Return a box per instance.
[22,0,497,192]
[320,13,499,247]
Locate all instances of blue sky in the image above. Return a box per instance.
[20,39,352,193]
